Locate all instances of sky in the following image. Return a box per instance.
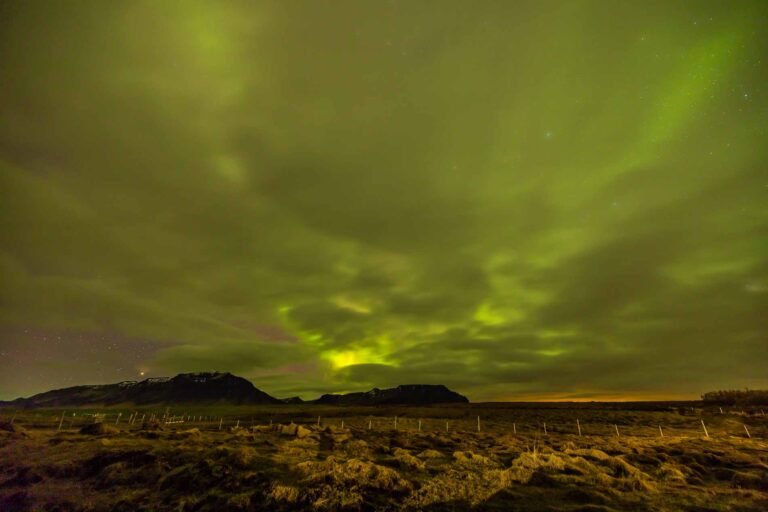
[1,0,766,401]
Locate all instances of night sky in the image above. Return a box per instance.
[1,1,767,401]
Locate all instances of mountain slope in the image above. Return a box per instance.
[2,372,281,407]
[312,384,469,405]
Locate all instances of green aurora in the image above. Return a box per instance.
[1,0,766,401]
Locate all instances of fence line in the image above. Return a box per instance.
[3,410,765,440]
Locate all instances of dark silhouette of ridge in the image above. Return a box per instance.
[311,384,469,405]
[0,375,470,408]
[1,372,281,408]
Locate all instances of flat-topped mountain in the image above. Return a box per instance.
[2,372,281,408]
[1,375,470,408]
[312,384,469,405]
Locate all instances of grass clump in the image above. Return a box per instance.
[418,449,443,459]
[298,456,410,492]
[268,483,301,504]
[214,445,258,469]
[296,456,412,510]
[453,450,495,467]
[393,448,425,471]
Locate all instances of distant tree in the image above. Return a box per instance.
[701,389,768,406]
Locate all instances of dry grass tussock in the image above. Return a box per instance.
[1,406,767,511]
[393,448,426,470]
[292,456,412,510]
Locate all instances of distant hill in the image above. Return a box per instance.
[280,396,305,404]
[702,389,768,406]
[1,372,281,408]
[311,384,469,405]
[1,375,470,408]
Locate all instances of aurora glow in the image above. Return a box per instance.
[1,1,766,401]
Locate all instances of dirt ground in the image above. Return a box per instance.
[1,405,766,511]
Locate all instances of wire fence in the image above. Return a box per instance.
[4,409,766,440]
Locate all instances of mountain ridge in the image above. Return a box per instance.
[1,373,470,408]
[310,384,469,405]
[0,372,281,408]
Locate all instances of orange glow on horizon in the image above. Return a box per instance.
[484,391,700,403]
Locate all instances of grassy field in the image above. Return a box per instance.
[1,403,767,511]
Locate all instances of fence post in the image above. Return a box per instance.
[543,422,547,435]
[57,411,66,432]
[115,413,122,425]
[744,424,751,438]
[658,425,664,437]
[477,416,481,433]
[614,424,620,438]
[576,419,581,436]
[418,419,421,432]
[701,420,709,438]
[513,422,516,434]
[219,417,223,431]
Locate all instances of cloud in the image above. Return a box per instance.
[152,339,316,376]
[1,0,767,400]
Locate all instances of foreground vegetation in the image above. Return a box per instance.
[1,404,766,511]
